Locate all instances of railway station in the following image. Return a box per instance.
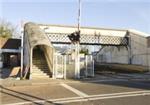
[0,22,150,80]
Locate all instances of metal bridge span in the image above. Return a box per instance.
[39,24,129,46]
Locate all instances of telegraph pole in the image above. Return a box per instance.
[67,0,81,79]
[75,0,81,79]
[78,0,81,32]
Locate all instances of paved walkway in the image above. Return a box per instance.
[1,72,150,87]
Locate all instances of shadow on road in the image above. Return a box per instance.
[0,85,61,105]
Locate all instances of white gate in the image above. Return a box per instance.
[53,53,66,79]
[85,55,94,77]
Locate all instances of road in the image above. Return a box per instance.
[1,73,150,105]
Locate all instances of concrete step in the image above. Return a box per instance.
[32,76,50,78]
[32,77,50,79]
[32,73,50,76]
[32,66,49,69]
[33,64,48,66]
[32,72,46,75]
[33,64,47,66]
[33,58,45,59]
[32,68,49,71]
[33,59,45,61]
[32,50,50,79]
[33,65,48,67]
[33,61,46,63]
[33,62,47,65]
[32,73,48,76]
[32,65,48,67]
[32,69,50,73]
[32,69,50,72]
[32,71,50,76]
[32,71,51,75]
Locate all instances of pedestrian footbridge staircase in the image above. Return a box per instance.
[32,49,52,79]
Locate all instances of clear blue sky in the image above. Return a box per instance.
[1,0,150,34]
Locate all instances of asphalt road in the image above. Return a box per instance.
[1,73,150,105]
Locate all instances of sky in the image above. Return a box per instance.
[1,0,150,35]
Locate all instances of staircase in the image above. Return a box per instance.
[32,49,51,79]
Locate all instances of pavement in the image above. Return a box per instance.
[1,72,150,87]
[0,72,150,105]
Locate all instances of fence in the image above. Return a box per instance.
[53,53,94,79]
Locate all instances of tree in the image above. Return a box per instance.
[80,46,89,55]
[0,19,17,38]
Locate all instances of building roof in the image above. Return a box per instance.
[0,37,21,49]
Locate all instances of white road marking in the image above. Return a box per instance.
[88,79,127,83]
[2,90,150,105]
[50,96,82,101]
[53,91,150,104]
[89,92,150,101]
[2,101,45,105]
[89,90,150,98]
[60,83,89,97]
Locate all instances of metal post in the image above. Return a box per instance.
[64,55,66,79]
[149,53,150,72]
[147,47,150,72]
[92,56,95,77]
[0,50,3,69]
[20,21,24,79]
[29,48,33,80]
[52,53,55,79]
[85,55,88,77]
[75,43,80,79]
[149,55,150,72]
[55,54,58,79]
[128,35,132,64]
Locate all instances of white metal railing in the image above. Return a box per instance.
[53,53,66,79]
[85,55,94,77]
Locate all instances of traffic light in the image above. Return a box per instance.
[68,31,80,44]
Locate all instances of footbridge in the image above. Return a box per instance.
[23,22,129,79]
[39,24,129,46]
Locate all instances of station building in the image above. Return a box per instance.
[0,37,21,68]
